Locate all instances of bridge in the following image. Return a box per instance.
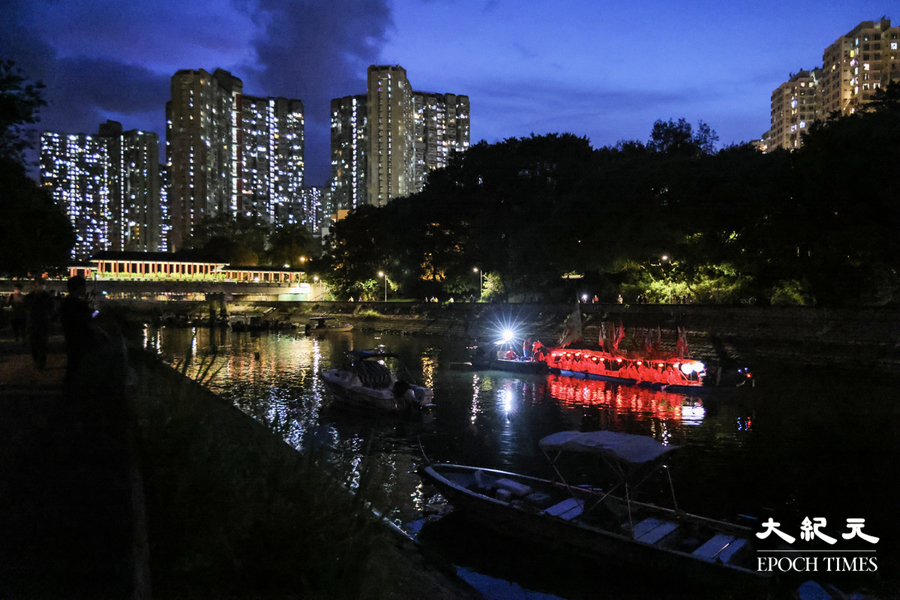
[0,279,330,302]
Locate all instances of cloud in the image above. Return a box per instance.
[1,0,395,185]
[245,0,394,183]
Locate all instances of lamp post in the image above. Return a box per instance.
[474,267,484,300]
[661,255,672,303]
[378,271,387,302]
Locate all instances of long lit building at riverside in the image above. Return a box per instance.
[41,121,162,259]
[329,65,469,211]
[68,251,307,284]
[166,68,306,251]
[764,17,900,151]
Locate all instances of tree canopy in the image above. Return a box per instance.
[323,91,900,306]
[0,60,73,277]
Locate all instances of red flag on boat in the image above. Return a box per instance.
[676,326,689,358]
[613,321,625,350]
[558,305,583,347]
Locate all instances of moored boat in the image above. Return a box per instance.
[536,308,752,394]
[306,316,354,334]
[421,430,771,592]
[464,341,549,374]
[320,348,433,412]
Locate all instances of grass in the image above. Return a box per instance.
[132,354,399,599]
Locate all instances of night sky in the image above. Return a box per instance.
[1,0,893,186]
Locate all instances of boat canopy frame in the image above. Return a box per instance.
[538,430,681,536]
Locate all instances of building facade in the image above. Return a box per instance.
[766,70,821,151]
[820,18,900,116]
[41,121,161,258]
[366,65,415,207]
[166,68,243,251]
[241,96,305,223]
[330,65,470,210]
[412,91,470,191]
[330,94,367,212]
[765,18,900,151]
[166,69,306,250]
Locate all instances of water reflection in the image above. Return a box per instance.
[149,327,899,599]
[545,374,705,426]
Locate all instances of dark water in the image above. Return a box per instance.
[146,326,900,599]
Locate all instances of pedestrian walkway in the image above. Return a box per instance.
[0,332,147,599]
[0,335,66,389]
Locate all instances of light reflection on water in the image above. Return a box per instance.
[150,327,757,519]
[149,326,899,598]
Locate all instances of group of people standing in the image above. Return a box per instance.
[5,276,99,386]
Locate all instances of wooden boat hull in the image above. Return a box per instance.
[421,463,771,592]
[490,359,548,374]
[551,367,713,395]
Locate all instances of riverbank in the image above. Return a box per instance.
[111,299,900,373]
[0,331,482,600]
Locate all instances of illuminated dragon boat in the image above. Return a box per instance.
[533,309,751,394]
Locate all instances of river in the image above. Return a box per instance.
[145,326,899,600]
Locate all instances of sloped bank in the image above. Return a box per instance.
[133,353,482,600]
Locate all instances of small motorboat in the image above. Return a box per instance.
[421,430,772,592]
[320,348,433,412]
[306,316,354,334]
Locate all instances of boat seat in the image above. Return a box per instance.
[524,491,552,507]
[716,537,748,563]
[633,518,679,544]
[474,470,495,490]
[496,478,532,497]
[542,497,584,520]
[693,534,747,562]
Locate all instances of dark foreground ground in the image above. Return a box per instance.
[0,331,482,600]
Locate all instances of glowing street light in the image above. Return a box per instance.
[474,267,484,299]
[378,271,387,302]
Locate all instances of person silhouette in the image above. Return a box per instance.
[59,275,97,388]
[24,278,55,369]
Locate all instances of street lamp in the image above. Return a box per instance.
[474,267,484,299]
[378,271,387,302]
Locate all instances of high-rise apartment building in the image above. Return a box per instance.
[367,65,415,207]
[159,165,170,252]
[166,69,306,250]
[241,96,305,223]
[330,65,470,209]
[765,18,900,151]
[766,70,821,151]
[820,18,900,116]
[166,68,243,251]
[330,94,368,212]
[41,121,161,258]
[412,92,470,191]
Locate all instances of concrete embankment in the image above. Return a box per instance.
[116,299,900,373]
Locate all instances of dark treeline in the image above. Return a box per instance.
[322,83,900,307]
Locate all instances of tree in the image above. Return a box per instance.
[186,214,269,265]
[0,156,75,276]
[0,60,46,163]
[647,118,718,157]
[0,60,73,275]
[789,92,900,305]
[266,223,317,268]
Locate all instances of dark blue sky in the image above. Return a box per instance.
[1,0,893,186]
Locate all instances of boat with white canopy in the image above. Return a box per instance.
[421,430,772,592]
